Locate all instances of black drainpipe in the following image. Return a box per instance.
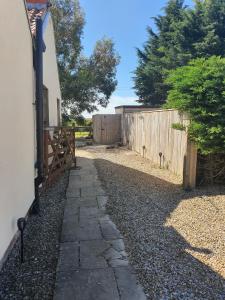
[33,18,45,214]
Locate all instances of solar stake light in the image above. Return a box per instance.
[159,152,163,169]
[17,218,27,264]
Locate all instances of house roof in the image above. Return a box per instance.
[26,1,50,36]
[27,8,46,35]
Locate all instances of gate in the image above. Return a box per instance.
[44,127,75,186]
[93,114,121,145]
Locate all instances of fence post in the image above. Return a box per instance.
[183,138,197,190]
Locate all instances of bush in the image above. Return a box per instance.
[165,56,225,154]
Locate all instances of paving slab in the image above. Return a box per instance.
[61,215,79,242]
[63,203,79,218]
[66,187,80,198]
[81,186,106,197]
[97,195,108,210]
[80,240,109,269]
[79,239,129,270]
[78,219,103,241]
[54,154,146,300]
[69,173,81,179]
[54,269,120,300]
[57,242,79,272]
[67,197,98,208]
[99,218,123,240]
[114,267,146,300]
[68,176,101,189]
[80,207,103,220]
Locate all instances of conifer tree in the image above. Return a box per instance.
[134,0,225,106]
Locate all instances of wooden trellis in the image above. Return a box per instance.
[44,127,75,187]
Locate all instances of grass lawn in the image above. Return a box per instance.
[75,131,90,139]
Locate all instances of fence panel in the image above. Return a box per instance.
[121,109,191,178]
[93,114,121,144]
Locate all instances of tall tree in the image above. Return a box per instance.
[51,0,120,118]
[134,0,189,105]
[134,0,225,106]
[193,0,225,57]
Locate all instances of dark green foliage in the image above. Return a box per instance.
[165,56,225,154]
[134,0,225,105]
[51,0,120,117]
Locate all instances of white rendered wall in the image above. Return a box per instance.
[43,15,61,126]
[0,1,35,261]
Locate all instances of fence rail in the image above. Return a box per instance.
[44,127,75,186]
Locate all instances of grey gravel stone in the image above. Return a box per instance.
[82,146,225,300]
[0,173,68,300]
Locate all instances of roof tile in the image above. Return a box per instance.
[27,8,46,36]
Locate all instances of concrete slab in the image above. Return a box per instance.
[57,242,79,272]
[67,197,98,208]
[100,218,122,240]
[78,220,103,241]
[55,153,146,300]
[63,203,79,218]
[103,240,129,268]
[54,269,120,300]
[68,176,101,189]
[80,240,109,269]
[114,267,147,300]
[111,239,126,252]
[61,215,79,242]
[80,207,103,220]
[81,186,106,197]
[97,195,108,210]
[66,187,80,198]
[69,173,81,179]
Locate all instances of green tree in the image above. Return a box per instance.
[193,0,225,57]
[51,0,120,118]
[134,0,190,105]
[165,56,225,154]
[134,0,225,106]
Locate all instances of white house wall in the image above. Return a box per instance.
[43,15,61,126]
[0,1,35,262]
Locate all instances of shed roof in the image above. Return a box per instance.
[115,105,158,109]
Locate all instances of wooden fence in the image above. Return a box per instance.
[44,127,75,187]
[121,109,197,188]
[93,114,121,145]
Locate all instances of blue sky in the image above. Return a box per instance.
[80,0,193,116]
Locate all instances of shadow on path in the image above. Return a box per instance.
[93,157,225,300]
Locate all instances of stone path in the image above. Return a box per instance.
[54,153,146,300]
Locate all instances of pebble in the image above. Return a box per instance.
[85,146,225,300]
[0,173,68,300]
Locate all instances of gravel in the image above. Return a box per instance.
[83,146,225,300]
[0,173,68,300]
